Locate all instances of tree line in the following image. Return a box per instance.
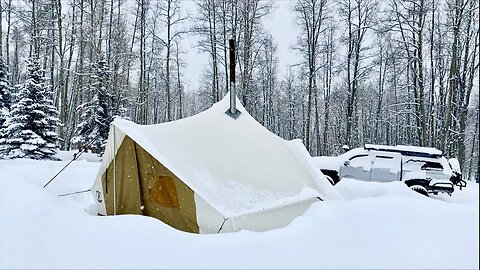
[0,0,478,181]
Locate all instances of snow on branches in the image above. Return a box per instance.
[0,57,62,160]
[71,55,113,154]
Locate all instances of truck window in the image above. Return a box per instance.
[421,161,443,171]
[349,154,371,168]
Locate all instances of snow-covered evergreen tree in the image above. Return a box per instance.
[72,55,112,153]
[0,58,13,158]
[1,57,61,160]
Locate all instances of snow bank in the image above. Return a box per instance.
[55,150,102,162]
[0,157,478,269]
[335,177,422,200]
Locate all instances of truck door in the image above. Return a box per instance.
[340,154,372,181]
[370,155,401,182]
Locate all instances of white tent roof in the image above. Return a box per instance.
[112,93,341,218]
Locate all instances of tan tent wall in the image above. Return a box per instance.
[102,135,199,233]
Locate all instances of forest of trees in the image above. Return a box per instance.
[0,0,477,181]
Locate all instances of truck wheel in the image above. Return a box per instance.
[325,175,335,186]
[410,185,429,197]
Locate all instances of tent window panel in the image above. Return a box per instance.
[147,174,180,208]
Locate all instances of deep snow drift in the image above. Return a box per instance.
[0,153,478,269]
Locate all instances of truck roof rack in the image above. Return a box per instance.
[364,144,443,158]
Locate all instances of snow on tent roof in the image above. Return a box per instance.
[364,144,443,157]
[112,93,341,218]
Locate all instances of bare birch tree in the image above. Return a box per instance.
[293,0,328,151]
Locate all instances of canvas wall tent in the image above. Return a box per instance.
[90,93,342,233]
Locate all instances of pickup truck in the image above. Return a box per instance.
[313,144,466,196]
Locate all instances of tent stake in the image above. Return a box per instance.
[58,189,91,197]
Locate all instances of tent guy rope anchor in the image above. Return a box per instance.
[43,134,101,189]
[58,189,91,197]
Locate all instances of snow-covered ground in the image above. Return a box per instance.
[1,153,478,269]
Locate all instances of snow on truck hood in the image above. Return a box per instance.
[111,94,342,217]
[313,156,342,171]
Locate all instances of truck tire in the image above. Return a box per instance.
[410,185,429,197]
[325,175,335,186]
[321,169,340,185]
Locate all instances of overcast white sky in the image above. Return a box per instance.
[181,0,299,92]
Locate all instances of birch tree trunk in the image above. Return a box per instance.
[294,0,327,151]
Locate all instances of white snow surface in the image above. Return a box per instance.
[312,155,342,170]
[1,156,478,269]
[313,147,369,171]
